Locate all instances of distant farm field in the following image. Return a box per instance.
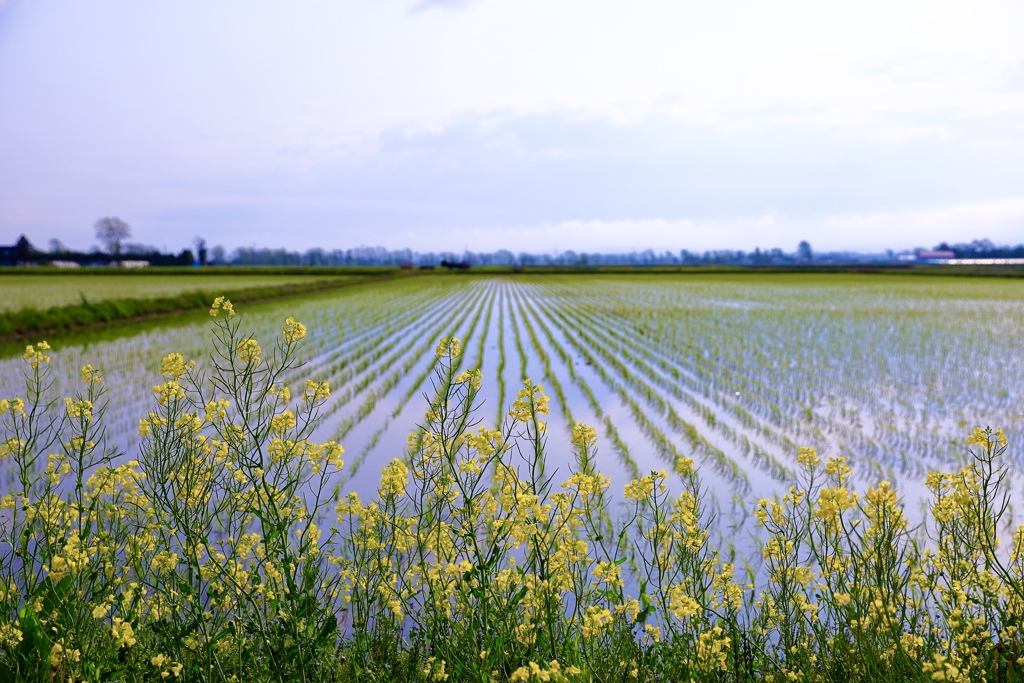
[0,272,339,312]
[3,272,1022,531]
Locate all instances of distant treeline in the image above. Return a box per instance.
[935,239,1024,259]
[5,234,1024,268]
[1,235,197,267]
[142,240,1024,267]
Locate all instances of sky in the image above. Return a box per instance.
[2,0,1024,256]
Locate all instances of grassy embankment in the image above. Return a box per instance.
[0,267,404,345]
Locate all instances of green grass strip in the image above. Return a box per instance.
[0,272,405,344]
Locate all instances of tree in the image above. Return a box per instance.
[94,217,131,256]
[194,237,208,266]
[14,235,34,263]
[797,240,813,263]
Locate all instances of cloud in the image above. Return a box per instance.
[455,199,1024,254]
[408,0,473,14]
[5,103,1024,254]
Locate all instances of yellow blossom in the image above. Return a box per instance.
[270,411,296,434]
[80,363,102,384]
[571,422,598,452]
[111,617,137,648]
[305,379,330,402]
[379,459,409,497]
[23,342,51,368]
[236,338,262,365]
[210,296,235,317]
[159,352,193,379]
[65,397,94,420]
[796,446,819,468]
[283,316,307,343]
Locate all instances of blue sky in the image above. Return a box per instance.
[2,0,1023,254]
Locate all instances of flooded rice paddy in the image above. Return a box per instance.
[3,273,1024,558]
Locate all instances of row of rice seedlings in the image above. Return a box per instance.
[403,282,505,466]
[493,285,507,428]
[314,282,476,425]
[386,280,508,434]
[348,280,499,440]
[310,279,468,374]
[329,282,492,447]
[521,284,749,491]
[521,288,689,476]
[507,284,641,480]
[338,284,497,480]
[281,279,463,388]
[508,287,530,384]
[544,278,880,471]
[560,281,918,488]
[500,281,634,554]
[506,285,584,482]
[507,284,575,424]
[561,280,929,489]
[537,281,794,485]
[554,276,1023,497]
[469,282,497,375]
[542,278,808,445]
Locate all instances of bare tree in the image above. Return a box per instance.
[94,217,132,256]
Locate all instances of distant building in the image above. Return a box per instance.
[916,249,956,263]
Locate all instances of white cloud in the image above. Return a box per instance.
[447,199,1024,254]
[408,0,474,13]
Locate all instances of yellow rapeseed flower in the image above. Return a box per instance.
[64,397,94,420]
[159,352,194,379]
[378,459,409,497]
[80,363,102,384]
[111,617,136,648]
[305,379,330,402]
[236,338,262,365]
[571,422,598,452]
[210,296,235,317]
[152,380,185,406]
[454,368,482,389]
[435,337,461,358]
[0,623,23,647]
[282,316,307,343]
[23,341,51,368]
[270,411,296,434]
[796,446,819,468]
